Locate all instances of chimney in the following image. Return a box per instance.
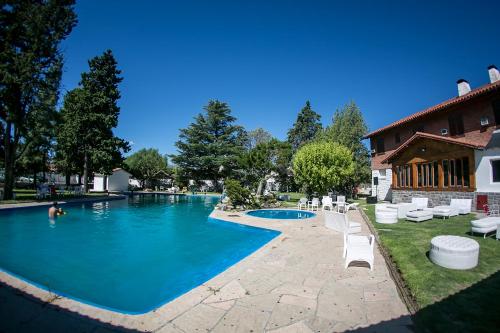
[457,79,471,96]
[488,65,500,83]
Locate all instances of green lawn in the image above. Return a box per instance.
[359,201,500,332]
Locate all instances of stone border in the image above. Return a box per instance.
[0,195,127,211]
[357,207,420,314]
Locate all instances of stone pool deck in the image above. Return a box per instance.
[0,208,413,332]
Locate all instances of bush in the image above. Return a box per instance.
[224,179,258,208]
[292,141,355,195]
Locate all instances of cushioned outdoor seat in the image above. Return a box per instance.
[375,210,398,224]
[471,217,500,238]
[406,210,433,222]
[431,206,459,219]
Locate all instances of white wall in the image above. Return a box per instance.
[475,148,500,193]
[93,175,105,191]
[108,170,130,192]
[372,168,392,201]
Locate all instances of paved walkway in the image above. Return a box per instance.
[0,208,412,332]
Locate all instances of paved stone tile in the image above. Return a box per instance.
[271,283,320,300]
[204,280,247,303]
[206,299,235,311]
[155,323,185,333]
[279,295,316,310]
[266,303,316,330]
[212,304,270,333]
[236,293,281,313]
[267,320,314,333]
[171,303,226,332]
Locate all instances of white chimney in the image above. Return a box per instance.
[457,79,471,96]
[488,65,500,83]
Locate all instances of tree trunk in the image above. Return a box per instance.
[256,179,264,196]
[3,121,15,200]
[33,167,37,190]
[83,151,89,193]
[65,173,71,186]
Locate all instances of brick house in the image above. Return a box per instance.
[364,65,500,210]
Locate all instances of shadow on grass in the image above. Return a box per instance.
[0,280,142,333]
[345,269,500,333]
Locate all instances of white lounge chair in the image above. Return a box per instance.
[308,198,320,211]
[322,196,334,211]
[297,197,308,210]
[411,197,429,210]
[471,214,500,238]
[344,233,375,270]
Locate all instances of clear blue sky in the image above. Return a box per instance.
[60,0,500,157]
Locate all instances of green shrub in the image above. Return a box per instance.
[224,179,258,208]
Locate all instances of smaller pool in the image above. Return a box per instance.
[247,209,316,220]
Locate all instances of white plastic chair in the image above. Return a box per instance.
[322,196,333,211]
[344,234,375,270]
[336,195,346,213]
[297,197,308,210]
[343,232,371,258]
[308,198,320,211]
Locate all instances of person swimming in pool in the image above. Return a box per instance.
[57,207,66,216]
[48,202,59,218]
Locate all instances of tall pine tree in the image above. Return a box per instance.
[172,100,246,191]
[55,50,130,192]
[287,101,322,151]
[0,0,77,199]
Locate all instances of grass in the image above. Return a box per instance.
[358,201,500,332]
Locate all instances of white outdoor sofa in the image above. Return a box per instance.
[411,197,429,210]
[450,199,472,214]
[375,204,398,224]
[471,217,500,238]
[406,210,433,222]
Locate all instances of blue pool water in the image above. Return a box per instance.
[0,195,279,314]
[247,209,316,219]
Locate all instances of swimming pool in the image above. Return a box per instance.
[247,209,316,219]
[0,195,279,314]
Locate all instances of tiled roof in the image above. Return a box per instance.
[381,132,486,164]
[364,80,500,139]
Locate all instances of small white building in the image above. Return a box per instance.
[93,168,131,192]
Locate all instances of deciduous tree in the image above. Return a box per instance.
[292,142,354,196]
[315,101,371,194]
[125,148,169,188]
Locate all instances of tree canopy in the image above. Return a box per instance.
[292,141,354,195]
[0,0,77,199]
[124,148,169,188]
[246,128,273,150]
[172,100,246,190]
[55,50,130,191]
[239,138,292,193]
[315,101,371,190]
[287,101,322,151]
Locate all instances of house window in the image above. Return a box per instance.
[395,165,412,188]
[448,114,464,136]
[395,133,401,144]
[376,138,385,153]
[492,160,500,183]
[493,99,500,125]
[433,161,439,187]
[463,157,470,187]
[379,169,387,179]
[456,159,463,186]
[450,160,456,186]
[443,160,449,187]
